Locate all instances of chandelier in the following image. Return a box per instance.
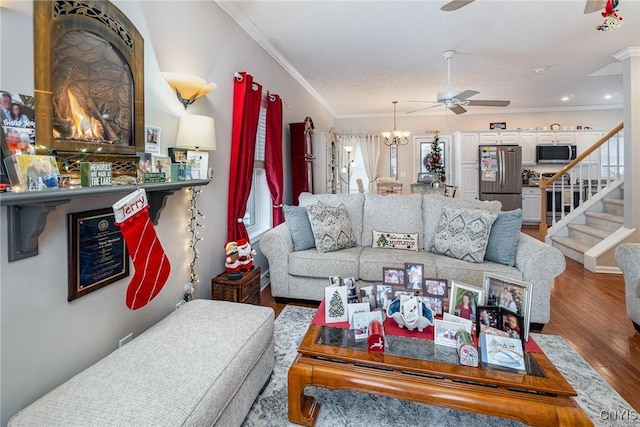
[381,101,410,146]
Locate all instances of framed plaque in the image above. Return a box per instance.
[68,208,129,301]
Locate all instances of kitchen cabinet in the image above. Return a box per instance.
[536,132,575,145]
[522,187,542,224]
[575,131,605,164]
[479,132,518,145]
[518,132,537,166]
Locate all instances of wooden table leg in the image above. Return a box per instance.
[288,356,320,426]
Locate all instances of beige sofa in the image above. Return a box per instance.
[9,300,274,426]
[616,243,640,332]
[261,192,566,327]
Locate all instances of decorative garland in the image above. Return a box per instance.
[597,0,623,31]
[184,186,203,302]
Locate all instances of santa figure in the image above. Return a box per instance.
[237,238,256,271]
[224,241,241,275]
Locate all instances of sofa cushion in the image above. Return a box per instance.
[371,230,419,251]
[306,204,357,253]
[484,208,523,266]
[362,194,423,247]
[428,251,523,287]
[289,246,362,278]
[431,206,498,263]
[359,247,437,282]
[299,192,365,246]
[283,205,316,251]
[422,195,502,250]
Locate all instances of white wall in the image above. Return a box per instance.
[335,109,623,189]
[0,1,333,423]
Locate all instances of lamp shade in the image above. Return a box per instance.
[175,115,217,151]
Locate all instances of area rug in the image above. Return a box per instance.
[243,306,633,427]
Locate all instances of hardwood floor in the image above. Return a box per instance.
[260,225,640,411]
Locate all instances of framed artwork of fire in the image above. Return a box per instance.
[34,0,144,156]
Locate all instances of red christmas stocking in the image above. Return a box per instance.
[113,189,170,310]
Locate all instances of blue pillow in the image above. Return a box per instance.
[283,205,316,251]
[484,209,523,267]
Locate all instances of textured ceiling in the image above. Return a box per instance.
[219,0,640,117]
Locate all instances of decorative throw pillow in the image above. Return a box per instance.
[371,230,419,251]
[283,205,316,251]
[306,203,357,253]
[430,207,498,263]
[484,209,523,267]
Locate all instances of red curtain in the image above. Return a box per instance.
[264,92,284,226]
[227,72,262,242]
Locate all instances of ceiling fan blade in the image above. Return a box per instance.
[454,90,480,100]
[466,100,511,107]
[441,0,475,12]
[584,0,607,14]
[449,105,467,114]
[408,100,440,104]
[406,104,442,114]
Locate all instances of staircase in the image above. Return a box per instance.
[550,184,624,264]
[539,123,633,272]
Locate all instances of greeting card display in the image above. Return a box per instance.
[480,333,525,371]
[325,285,348,323]
[352,310,383,340]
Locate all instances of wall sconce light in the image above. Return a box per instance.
[163,72,217,109]
[175,115,217,151]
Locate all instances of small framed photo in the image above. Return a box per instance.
[375,283,393,310]
[382,267,405,286]
[359,285,376,310]
[434,319,468,348]
[329,276,343,286]
[394,287,415,300]
[483,272,533,340]
[422,296,444,316]
[404,263,423,290]
[501,308,525,344]
[476,305,501,337]
[449,281,484,322]
[145,125,161,154]
[168,147,188,163]
[424,278,448,297]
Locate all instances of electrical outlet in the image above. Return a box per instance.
[119,332,133,348]
[399,171,407,178]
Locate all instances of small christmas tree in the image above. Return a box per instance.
[424,131,446,182]
[328,289,345,318]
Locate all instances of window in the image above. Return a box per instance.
[243,167,271,240]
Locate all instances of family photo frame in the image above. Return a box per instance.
[483,272,533,340]
[404,263,423,291]
[424,278,448,297]
[382,267,405,286]
[449,281,484,322]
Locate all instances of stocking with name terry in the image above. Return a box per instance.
[113,188,170,310]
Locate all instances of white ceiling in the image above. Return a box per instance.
[219,0,640,118]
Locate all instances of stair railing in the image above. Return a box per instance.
[539,122,624,240]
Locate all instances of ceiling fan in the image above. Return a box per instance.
[407,50,510,115]
[441,0,608,14]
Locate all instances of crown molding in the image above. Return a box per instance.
[612,46,640,61]
[215,1,336,117]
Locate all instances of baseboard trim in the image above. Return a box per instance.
[594,266,622,274]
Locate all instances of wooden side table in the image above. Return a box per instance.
[211,267,261,305]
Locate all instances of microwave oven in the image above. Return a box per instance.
[536,144,577,164]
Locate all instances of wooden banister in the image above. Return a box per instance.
[538,122,624,240]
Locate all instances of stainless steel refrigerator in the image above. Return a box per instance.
[478,145,522,211]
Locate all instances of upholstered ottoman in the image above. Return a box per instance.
[9,300,274,426]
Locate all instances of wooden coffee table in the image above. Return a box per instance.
[288,324,593,426]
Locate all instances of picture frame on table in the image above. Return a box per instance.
[483,272,533,340]
[476,305,501,336]
[501,308,525,343]
[434,319,469,348]
[382,267,405,286]
[374,283,393,310]
[359,285,376,310]
[394,287,415,300]
[424,278,448,297]
[449,281,484,322]
[404,263,423,290]
[422,296,444,316]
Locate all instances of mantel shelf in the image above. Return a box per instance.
[0,179,210,262]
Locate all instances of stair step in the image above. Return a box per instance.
[604,198,624,206]
[551,236,589,264]
[584,211,624,232]
[603,198,624,216]
[567,223,611,239]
